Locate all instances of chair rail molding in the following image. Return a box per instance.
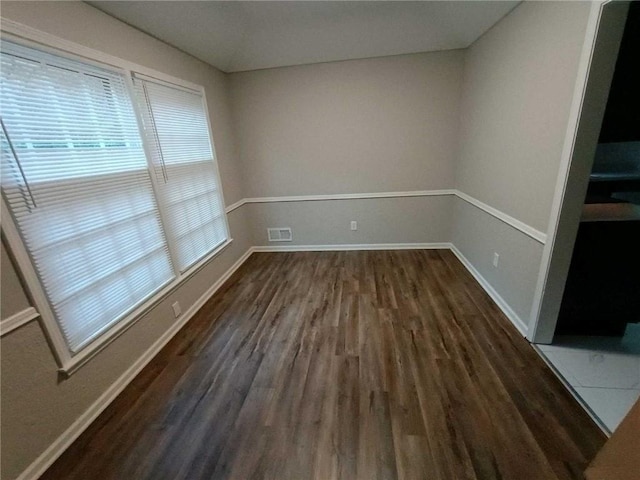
[0,307,40,337]
[225,189,547,244]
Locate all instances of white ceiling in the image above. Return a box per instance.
[89,1,520,73]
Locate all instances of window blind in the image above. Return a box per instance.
[1,41,175,353]
[133,76,227,272]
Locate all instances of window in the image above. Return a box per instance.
[133,75,227,272]
[1,40,228,357]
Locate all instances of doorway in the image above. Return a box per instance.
[530,0,639,433]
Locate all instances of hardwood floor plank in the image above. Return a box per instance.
[358,391,398,480]
[41,250,606,480]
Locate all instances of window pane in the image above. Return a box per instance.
[133,78,228,271]
[1,42,175,353]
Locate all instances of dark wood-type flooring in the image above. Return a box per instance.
[42,250,605,480]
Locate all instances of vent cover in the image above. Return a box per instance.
[267,227,292,242]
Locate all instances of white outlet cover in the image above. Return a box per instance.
[493,252,499,267]
[350,221,357,231]
[172,301,181,318]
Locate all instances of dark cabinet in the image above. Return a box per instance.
[556,220,640,336]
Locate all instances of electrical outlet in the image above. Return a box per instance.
[350,221,358,231]
[172,301,182,318]
[493,252,499,268]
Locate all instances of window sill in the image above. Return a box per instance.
[59,237,234,376]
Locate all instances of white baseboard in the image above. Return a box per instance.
[252,242,451,252]
[16,247,255,480]
[449,245,529,337]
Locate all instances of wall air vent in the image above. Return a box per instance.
[267,227,292,242]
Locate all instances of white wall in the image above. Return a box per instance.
[0,3,251,479]
[248,196,453,247]
[452,1,593,333]
[230,51,463,197]
[230,50,464,247]
[455,1,592,233]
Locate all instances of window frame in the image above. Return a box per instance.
[0,22,232,375]
[131,73,230,274]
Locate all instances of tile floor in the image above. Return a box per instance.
[536,323,640,434]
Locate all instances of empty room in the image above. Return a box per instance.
[1,1,638,479]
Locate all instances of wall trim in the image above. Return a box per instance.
[245,189,456,204]
[15,247,255,480]
[225,199,246,214]
[252,242,451,252]
[224,189,547,244]
[0,307,40,337]
[454,191,547,244]
[450,245,529,337]
[224,189,453,213]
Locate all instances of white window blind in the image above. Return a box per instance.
[133,76,227,272]
[1,41,175,353]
